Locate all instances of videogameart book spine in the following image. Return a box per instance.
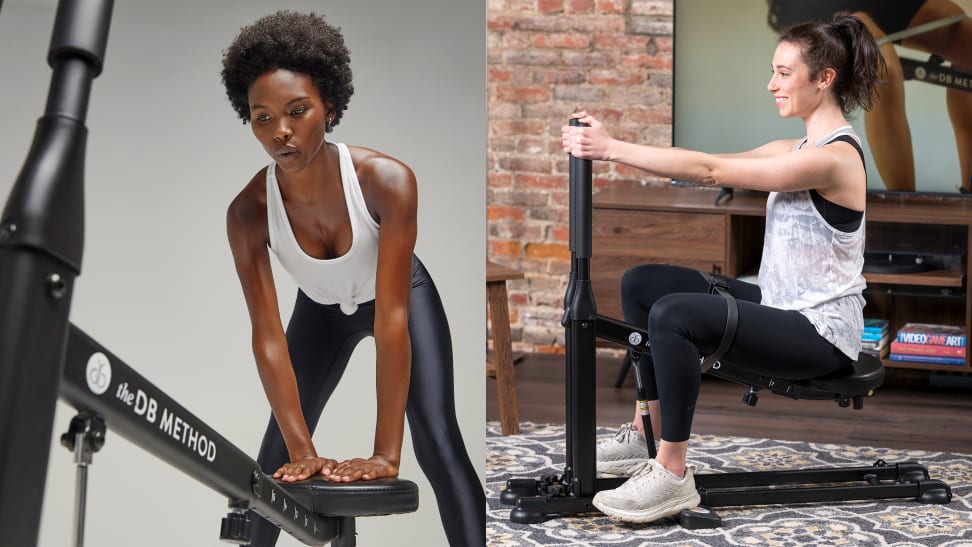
[894,323,966,348]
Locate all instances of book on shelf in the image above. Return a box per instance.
[889,353,966,366]
[861,335,888,349]
[895,323,966,347]
[861,331,888,343]
[863,318,889,335]
[861,319,889,356]
[889,341,966,358]
[861,344,889,359]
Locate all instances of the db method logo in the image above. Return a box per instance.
[86,352,112,395]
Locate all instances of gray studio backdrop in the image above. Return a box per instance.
[0,1,485,545]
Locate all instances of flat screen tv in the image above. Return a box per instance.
[673,0,972,196]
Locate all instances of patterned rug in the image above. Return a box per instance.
[486,422,972,546]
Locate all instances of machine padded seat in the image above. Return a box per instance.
[711,352,886,403]
[279,477,419,517]
[806,352,885,395]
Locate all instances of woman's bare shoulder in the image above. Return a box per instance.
[342,145,416,225]
[347,145,412,179]
[345,145,416,197]
[228,166,271,227]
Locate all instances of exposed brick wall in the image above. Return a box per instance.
[487,0,674,354]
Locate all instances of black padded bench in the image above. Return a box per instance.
[278,478,419,546]
[710,351,886,408]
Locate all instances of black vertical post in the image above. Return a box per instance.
[0,1,113,544]
[562,125,578,480]
[563,118,597,496]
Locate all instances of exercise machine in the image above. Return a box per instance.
[881,14,972,94]
[0,2,417,545]
[500,119,952,528]
[884,13,972,194]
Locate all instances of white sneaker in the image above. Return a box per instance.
[592,459,701,523]
[596,423,653,476]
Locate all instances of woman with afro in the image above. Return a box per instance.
[221,11,484,546]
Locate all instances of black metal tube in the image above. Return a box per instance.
[594,315,650,353]
[46,58,96,123]
[2,115,87,270]
[568,270,596,321]
[0,3,112,543]
[48,0,113,75]
[0,249,77,546]
[563,326,574,472]
[0,102,91,547]
[631,355,658,459]
[700,482,935,508]
[563,120,597,494]
[565,317,597,496]
[694,463,925,489]
[568,119,593,259]
[73,461,88,547]
[61,326,338,545]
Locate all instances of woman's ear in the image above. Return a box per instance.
[817,67,837,90]
[324,99,336,130]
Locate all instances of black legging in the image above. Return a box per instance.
[621,264,854,443]
[247,256,484,547]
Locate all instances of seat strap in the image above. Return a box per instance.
[698,271,739,373]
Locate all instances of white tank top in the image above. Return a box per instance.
[266,143,380,315]
[757,126,866,360]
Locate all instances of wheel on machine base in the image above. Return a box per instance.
[919,481,952,504]
[678,506,722,529]
[501,479,540,505]
[510,506,549,524]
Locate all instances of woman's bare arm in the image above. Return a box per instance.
[327,149,417,482]
[226,173,338,482]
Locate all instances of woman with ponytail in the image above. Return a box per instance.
[767,0,972,192]
[560,13,884,523]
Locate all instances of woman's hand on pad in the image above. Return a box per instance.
[273,456,340,482]
[327,455,399,482]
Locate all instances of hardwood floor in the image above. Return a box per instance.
[486,352,972,453]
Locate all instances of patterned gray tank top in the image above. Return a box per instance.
[756,126,866,360]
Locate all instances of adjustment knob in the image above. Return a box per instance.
[60,431,76,451]
[219,512,250,544]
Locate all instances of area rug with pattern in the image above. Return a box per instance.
[486,422,972,546]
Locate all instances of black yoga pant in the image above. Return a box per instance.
[247,256,484,547]
[621,264,854,443]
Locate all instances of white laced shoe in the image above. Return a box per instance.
[592,459,701,523]
[596,423,654,476]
